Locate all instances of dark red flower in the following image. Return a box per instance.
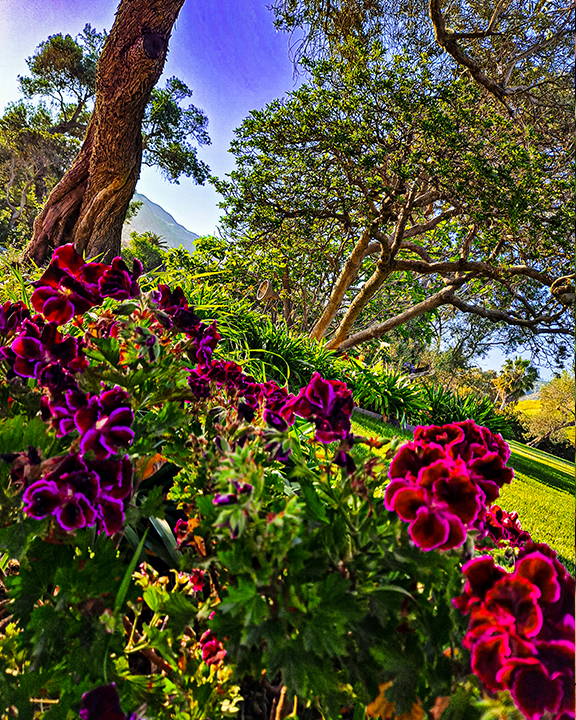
[31,244,107,324]
[74,387,134,459]
[98,257,142,300]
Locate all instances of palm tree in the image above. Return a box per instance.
[494,357,539,410]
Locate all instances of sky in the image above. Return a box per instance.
[0,0,299,238]
[0,0,555,380]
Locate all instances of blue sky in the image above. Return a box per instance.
[0,0,299,237]
[0,1,555,379]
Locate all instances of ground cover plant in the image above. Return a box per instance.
[0,245,574,720]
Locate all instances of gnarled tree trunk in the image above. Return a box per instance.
[23,0,186,265]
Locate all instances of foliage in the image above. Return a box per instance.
[337,358,424,422]
[215,46,573,352]
[0,245,573,719]
[415,384,514,438]
[122,231,169,274]
[521,371,575,451]
[493,357,539,411]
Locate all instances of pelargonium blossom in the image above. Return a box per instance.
[0,300,31,339]
[154,284,201,333]
[21,452,132,535]
[98,257,142,300]
[279,371,353,443]
[199,629,226,666]
[9,318,87,379]
[453,547,575,720]
[385,421,514,552]
[74,386,134,459]
[31,244,107,324]
[483,505,532,548]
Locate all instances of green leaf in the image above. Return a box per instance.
[114,528,148,615]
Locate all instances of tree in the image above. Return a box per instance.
[269,0,575,115]
[215,49,574,354]
[523,371,575,448]
[0,102,78,247]
[21,0,209,265]
[493,357,539,410]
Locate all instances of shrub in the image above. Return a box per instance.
[0,245,572,720]
[416,383,514,438]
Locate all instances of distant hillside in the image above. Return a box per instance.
[520,379,548,400]
[122,193,199,253]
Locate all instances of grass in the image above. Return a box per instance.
[351,410,575,574]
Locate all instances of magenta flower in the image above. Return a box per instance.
[98,257,142,300]
[454,550,575,720]
[199,629,226,666]
[154,284,201,333]
[80,683,131,720]
[21,452,133,535]
[0,300,31,339]
[31,244,107,324]
[74,386,134,459]
[483,505,532,548]
[10,319,86,379]
[385,422,514,552]
[190,320,220,366]
[280,372,353,443]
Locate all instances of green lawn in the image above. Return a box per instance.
[351,411,575,574]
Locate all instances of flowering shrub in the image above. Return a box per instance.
[0,244,572,719]
[454,544,575,719]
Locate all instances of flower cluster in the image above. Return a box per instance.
[22,453,132,535]
[384,421,514,551]
[31,244,141,324]
[280,371,353,443]
[483,505,532,548]
[454,543,575,720]
[199,629,226,666]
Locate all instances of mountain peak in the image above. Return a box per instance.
[122,193,199,253]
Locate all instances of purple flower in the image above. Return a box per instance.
[213,493,238,506]
[79,683,129,720]
[280,372,354,443]
[31,244,107,324]
[74,387,134,459]
[21,452,133,535]
[22,479,62,520]
[98,257,142,300]
[10,319,86,379]
[0,300,31,339]
[154,284,201,333]
[190,320,220,366]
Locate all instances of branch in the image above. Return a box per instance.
[393,258,556,286]
[389,183,419,257]
[335,285,458,352]
[362,207,459,259]
[501,31,571,88]
[429,0,508,102]
[446,295,572,335]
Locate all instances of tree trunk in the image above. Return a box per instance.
[309,226,373,340]
[23,0,186,265]
[326,249,392,349]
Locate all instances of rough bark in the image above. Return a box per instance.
[23,0,186,265]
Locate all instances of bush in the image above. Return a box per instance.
[416,383,514,438]
[0,245,572,720]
